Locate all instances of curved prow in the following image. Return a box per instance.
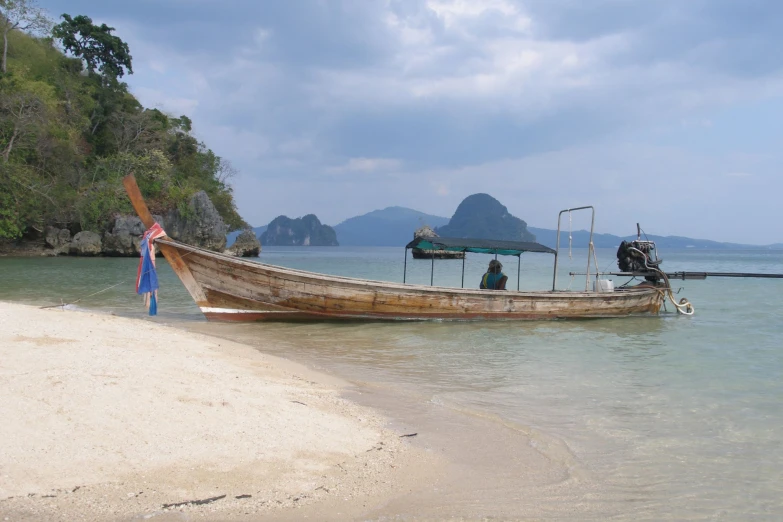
[122,174,157,230]
[122,173,208,307]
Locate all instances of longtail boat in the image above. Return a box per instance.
[124,176,668,321]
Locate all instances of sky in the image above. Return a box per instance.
[37,0,783,244]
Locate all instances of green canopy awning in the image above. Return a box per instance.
[405,237,556,256]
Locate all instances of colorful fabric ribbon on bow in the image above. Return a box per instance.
[136,223,167,316]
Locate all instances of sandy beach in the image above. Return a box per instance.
[0,302,441,521]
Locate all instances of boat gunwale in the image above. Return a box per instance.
[159,238,662,300]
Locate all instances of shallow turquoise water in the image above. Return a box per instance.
[1,247,782,518]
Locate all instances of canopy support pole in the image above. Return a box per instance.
[461,252,465,288]
[518,254,521,291]
[430,253,435,286]
[553,206,595,291]
[403,248,408,283]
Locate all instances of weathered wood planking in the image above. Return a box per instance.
[156,239,663,321]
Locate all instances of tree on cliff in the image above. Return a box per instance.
[436,193,536,242]
[0,0,50,73]
[0,14,245,240]
[52,14,134,140]
[52,14,132,81]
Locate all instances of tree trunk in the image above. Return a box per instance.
[89,107,102,135]
[3,130,17,162]
[2,29,8,74]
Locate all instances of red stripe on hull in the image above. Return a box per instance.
[202,309,656,322]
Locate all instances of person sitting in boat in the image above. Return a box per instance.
[480,260,508,290]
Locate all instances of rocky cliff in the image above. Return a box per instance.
[436,194,536,242]
[163,191,228,252]
[4,191,234,257]
[260,215,339,246]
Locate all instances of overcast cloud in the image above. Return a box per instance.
[39,0,783,243]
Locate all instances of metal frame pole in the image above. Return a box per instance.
[585,208,596,291]
[461,252,465,288]
[553,218,562,291]
[552,206,595,292]
[430,253,435,286]
[403,248,408,283]
[518,254,521,291]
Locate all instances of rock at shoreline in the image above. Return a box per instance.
[164,191,227,252]
[102,216,146,256]
[44,227,71,256]
[70,231,102,256]
[5,193,231,257]
[225,228,261,257]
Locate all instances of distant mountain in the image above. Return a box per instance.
[228,212,783,250]
[436,194,536,242]
[334,206,450,246]
[528,227,782,250]
[227,225,266,247]
[261,215,338,246]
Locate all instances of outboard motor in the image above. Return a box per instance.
[616,225,662,282]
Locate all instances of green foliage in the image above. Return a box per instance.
[0,0,52,74]
[51,14,132,80]
[0,174,24,238]
[0,162,47,238]
[0,20,246,239]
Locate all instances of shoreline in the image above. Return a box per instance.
[0,302,443,521]
[181,321,601,520]
[1,297,609,520]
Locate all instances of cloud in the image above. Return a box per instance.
[148,60,166,74]
[329,158,403,174]
[131,87,198,116]
[36,0,783,243]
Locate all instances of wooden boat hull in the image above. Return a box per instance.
[157,239,664,322]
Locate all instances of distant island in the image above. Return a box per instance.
[333,207,449,246]
[260,215,338,246]
[436,194,536,241]
[526,228,783,250]
[230,199,783,250]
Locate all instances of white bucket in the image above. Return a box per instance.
[593,280,614,293]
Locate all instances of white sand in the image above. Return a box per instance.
[0,303,437,521]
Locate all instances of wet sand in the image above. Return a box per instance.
[185,322,614,520]
[0,303,442,521]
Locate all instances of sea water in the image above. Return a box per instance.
[1,247,781,519]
